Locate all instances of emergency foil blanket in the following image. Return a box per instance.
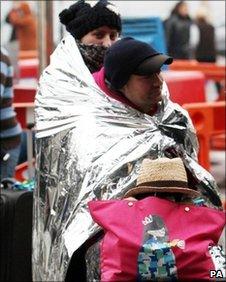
[33,35,222,281]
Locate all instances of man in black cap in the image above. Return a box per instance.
[93,37,173,115]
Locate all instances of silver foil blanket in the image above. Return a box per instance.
[33,35,222,281]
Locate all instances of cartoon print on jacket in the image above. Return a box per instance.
[137,214,185,281]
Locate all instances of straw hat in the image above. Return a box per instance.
[124,158,200,198]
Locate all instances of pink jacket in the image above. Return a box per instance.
[92,67,140,111]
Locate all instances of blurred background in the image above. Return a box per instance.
[1,1,225,56]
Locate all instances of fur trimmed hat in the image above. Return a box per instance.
[59,0,121,40]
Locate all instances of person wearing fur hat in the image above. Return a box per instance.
[59,0,122,73]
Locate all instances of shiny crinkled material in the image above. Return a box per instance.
[33,35,222,281]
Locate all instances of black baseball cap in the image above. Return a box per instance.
[104,37,173,90]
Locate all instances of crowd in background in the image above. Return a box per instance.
[164,1,217,61]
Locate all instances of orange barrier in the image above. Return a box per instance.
[210,101,225,133]
[18,50,38,60]
[170,60,225,82]
[183,101,226,170]
[210,101,226,150]
[211,133,225,150]
[13,85,36,128]
[13,84,36,103]
[13,103,34,129]
[18,58,39,78]
[183,103,213,170]
[170,60,225,101]
[162,71,206,105]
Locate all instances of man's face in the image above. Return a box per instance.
[121,72,164,115]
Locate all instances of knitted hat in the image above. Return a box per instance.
[124,158,200,198]
[104,37,173,90]
[59,0,121,40]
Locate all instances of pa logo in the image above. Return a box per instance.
[210,270,224,278]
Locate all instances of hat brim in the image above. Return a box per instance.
[124,186,201,198]
[134,54,173,76]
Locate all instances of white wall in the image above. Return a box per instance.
[56,1,225,23]
[112,1,225,23]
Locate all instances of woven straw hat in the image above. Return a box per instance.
[124,158,200,198]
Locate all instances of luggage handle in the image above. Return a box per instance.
[1,178,19,189]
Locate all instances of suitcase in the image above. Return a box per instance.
[0,185,33,282]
